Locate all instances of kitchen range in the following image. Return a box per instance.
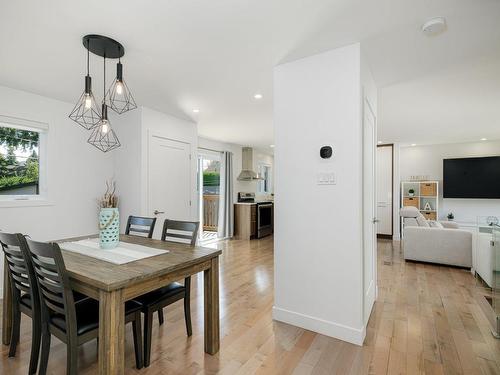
[234,192,274,240]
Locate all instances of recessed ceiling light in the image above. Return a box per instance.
[411,143,417,147]
[422,17,447,36]
[254,94,263,100]
[192,109,200,113]
[377,141,383,144]
[270,144,275,148]
[481,138,487,141]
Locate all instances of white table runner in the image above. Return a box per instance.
[60,238,168,265]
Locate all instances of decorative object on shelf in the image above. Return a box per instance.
[447,212,454,221]
[401,181,439,222]
[69,35,136,152]
[98,180,119,249]
[106,56,137,114]
[486,216,499,226]
[69,40,101,129]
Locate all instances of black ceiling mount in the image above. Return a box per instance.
[83,34,124,59]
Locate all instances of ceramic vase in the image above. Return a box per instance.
[99,207,119,249]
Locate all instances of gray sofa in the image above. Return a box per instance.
[400,206,472,267]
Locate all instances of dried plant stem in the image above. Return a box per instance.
[98,179,119,208]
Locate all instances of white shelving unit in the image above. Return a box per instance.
[401,180,439,221]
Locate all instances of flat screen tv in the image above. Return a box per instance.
[443,156,500,199]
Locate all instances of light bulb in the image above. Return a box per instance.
[101,121,109,134]
[116,81,123,95]
[84,94,92,109]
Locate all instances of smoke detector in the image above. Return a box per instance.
[422,17,447,36]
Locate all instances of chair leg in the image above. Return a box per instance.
[143,310,153,368]
[158,308,164,325]
[67,339,78,375]
[28,315,41,374]
[132,312,143,369]
[38,329,51,375]
[8,303,21,357]
[184,278,192,337]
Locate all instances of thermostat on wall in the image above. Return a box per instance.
[320,146,333,159]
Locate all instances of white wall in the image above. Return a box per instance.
[399,140,500,223]
[0,85,114,294]
[113,109,142,232]
[273,43,371,345]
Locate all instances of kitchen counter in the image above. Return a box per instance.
[234,201,274,205]
[234,201,274,240]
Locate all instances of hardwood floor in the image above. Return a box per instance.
[1,237,500,374]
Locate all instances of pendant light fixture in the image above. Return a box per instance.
[69,34,136,152]
[88,56,121,153]
[68,40,101,129]
[106,52,137,114]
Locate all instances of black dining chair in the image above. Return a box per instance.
[25,238,144,374]
[125,216,157,238]
[133,219,200,367]
[0,232,41,375]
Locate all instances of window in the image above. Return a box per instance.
[258,164,272,194]
[0,117,47,201]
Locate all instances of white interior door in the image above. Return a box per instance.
[148,135,191,238]
[363,98,377,324]
[376,145,393,236]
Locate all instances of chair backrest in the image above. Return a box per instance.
[161,219,200,246]
[25,238,77,334]
[0,232,38,308]
[125,216,157,238]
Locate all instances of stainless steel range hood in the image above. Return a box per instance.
[237,147,262,181]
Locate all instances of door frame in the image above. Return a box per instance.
[362,96,377,324]
[146,131,195,221]
[376,143,394,239]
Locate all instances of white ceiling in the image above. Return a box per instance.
[1,0,499,147]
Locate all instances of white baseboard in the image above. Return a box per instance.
[272,306,366,346]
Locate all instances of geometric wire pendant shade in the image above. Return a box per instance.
[69,42,101,130]
[68,84,102,129]
[106,61,137,114]
[106,78,137,114]
[87,103,121,153]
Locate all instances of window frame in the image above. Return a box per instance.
[0,115,49,206]
[258,163,272,194]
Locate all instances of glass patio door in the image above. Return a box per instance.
[197,150,222,243]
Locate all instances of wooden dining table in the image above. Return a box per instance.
[2,234,221,375]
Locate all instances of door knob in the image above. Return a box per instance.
[372,218,380,223]
[153,210,165,215]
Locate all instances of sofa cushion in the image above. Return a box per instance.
[416,215,430,227]
[429,220,444,228]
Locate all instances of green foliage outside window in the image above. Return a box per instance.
[0,126,40,192]
[203,171,220,187]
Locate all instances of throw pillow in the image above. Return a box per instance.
[428,220,444,228]
[416,215,430,227]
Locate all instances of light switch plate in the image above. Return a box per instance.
[317,172,336,185]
